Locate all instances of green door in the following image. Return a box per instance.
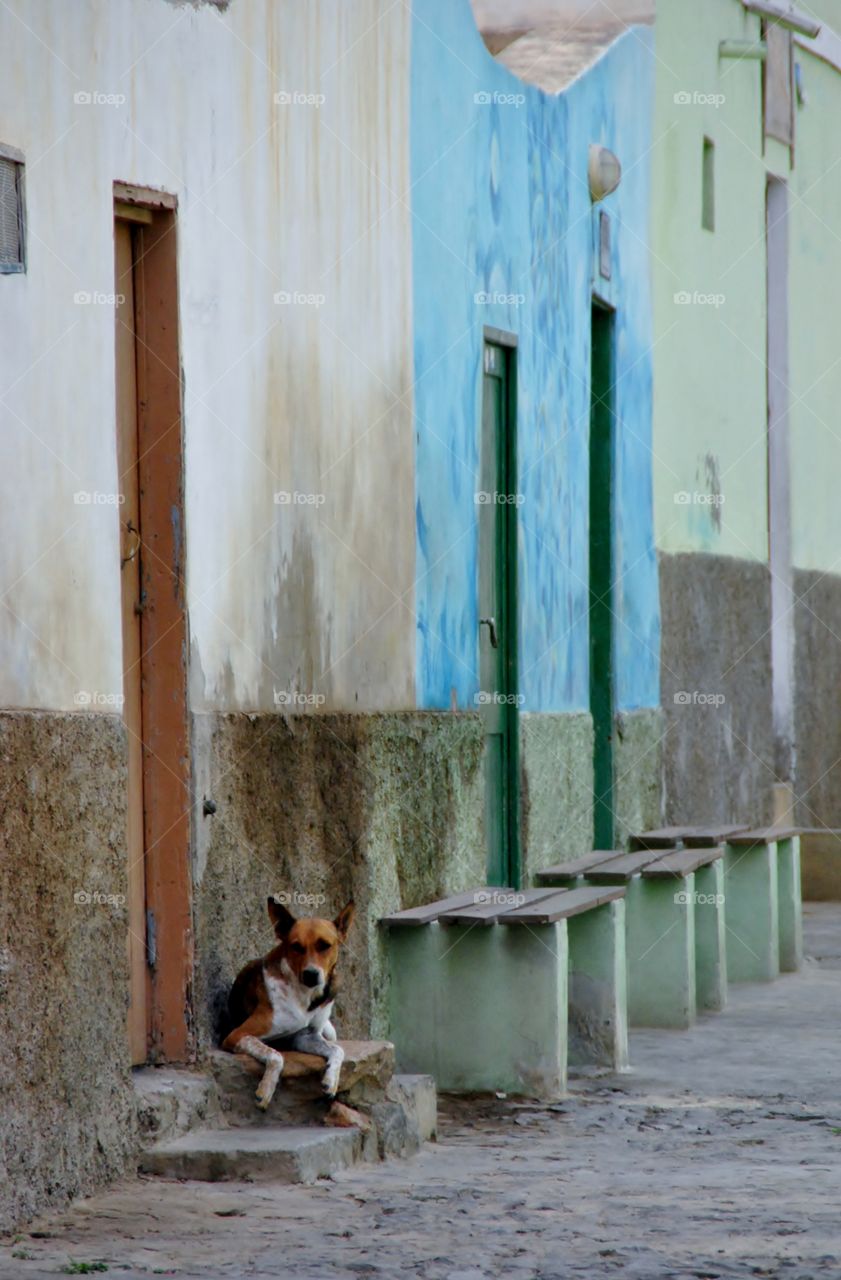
[479,337,520,887]
[589,304,615,850]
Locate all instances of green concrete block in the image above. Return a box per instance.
[723,842,780,982]
[623,875,696,1029]
[386,921,568,1098]
[777,836,803,972]
[567,899,629,1071]
[693,860,727,1012]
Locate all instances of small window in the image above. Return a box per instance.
[0,150,25,273]
[702,137,715,233]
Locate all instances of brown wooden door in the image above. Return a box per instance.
[115,218,148,1065]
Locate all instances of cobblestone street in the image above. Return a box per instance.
[4,906,840,1280]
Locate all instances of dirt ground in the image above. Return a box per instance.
[3,903,841,1280]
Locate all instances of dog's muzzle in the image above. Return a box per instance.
[301,967,322,989]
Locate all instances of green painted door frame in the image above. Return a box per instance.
[589,302,615,851]
[479,329,520,888]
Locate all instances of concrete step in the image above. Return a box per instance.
[208,1040,396,1125]
[139,1124,364,1183]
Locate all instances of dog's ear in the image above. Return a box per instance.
[267,896,296,938]
[333,900,355,941]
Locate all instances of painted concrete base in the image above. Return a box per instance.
[777,837,803,972]
[191,710,486,1049]
[612,708,664,849]
[623,875,696,1029]
[567,900,629,1071]
[694,860,727,1012]
[0,711,136,1236]
[659,552,774,827]
[723,842,780,982]
[519,712,594,879]
[387,922,568,1098]
[794,568,841,829]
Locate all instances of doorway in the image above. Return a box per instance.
[589,302,616,851]
[479,331,520,888]
[114,187,192,1064]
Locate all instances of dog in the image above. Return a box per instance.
[222,896,355,1110]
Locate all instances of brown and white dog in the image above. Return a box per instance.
[222,897,355,1110]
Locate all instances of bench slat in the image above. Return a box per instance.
[438,888,560,925]
[535,849,626,883]
[584,850,659,882]
[682,825,751,847]
[631,826,691,849]
[500,885,626,923]
[380,887,497,927]
[726,826,801,846]
[642,845,723,878]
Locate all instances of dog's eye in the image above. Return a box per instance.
[289,942,306,955]
[315,939,332,953]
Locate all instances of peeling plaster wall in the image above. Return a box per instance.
[0,0,414,715]
[410,4,660,718]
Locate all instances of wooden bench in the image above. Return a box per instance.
[538,846,726,1028]
[380,884,629,1098]
[724,827,802,978]
[631,824,750,850]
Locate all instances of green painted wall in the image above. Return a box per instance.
[652,0,768,562]
[653,0,841,571]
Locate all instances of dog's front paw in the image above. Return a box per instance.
[321,1063,341,1098]
[255,1055,283,1110]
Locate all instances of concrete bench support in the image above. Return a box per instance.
[723,840,780,982]
[386,920,569,1099]
[776,836,803,971]
[693,859,728,1011]
[566,899,628,1071]
[623,874,697,1029]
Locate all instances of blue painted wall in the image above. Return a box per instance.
[411,0,660,714]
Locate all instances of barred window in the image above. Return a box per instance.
[0,150,25,273]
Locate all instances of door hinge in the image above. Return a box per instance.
[146,908,157,970]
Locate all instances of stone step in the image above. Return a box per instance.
[209,1040,396,1124]
[139,1124,364,1183]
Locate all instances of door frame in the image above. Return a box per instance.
[114,182,194,1064]
[589,299,616,851]
[481,326,520,888]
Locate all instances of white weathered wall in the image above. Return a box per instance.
[0,0,414,713]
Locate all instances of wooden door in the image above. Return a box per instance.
[115,219,148,1065]
[479,336,520,887]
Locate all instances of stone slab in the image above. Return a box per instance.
[139,1126,362,1183]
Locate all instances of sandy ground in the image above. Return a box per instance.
[3,903,841,1280]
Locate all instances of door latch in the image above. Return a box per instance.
[479,616,499,648]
